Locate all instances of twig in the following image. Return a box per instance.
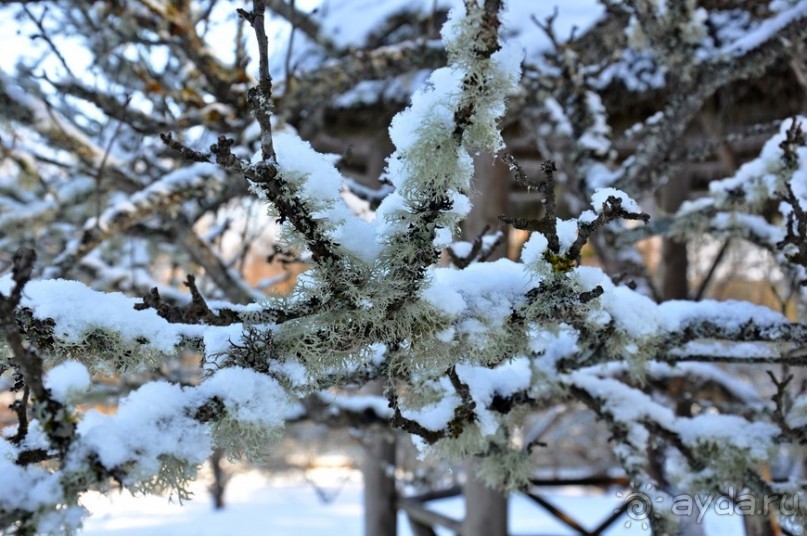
[238,1,276,161]
[694,238,731,301]
[95,98,130,223]
[501,151,542,189]
[283,0,297,93]
[22,5,75,78]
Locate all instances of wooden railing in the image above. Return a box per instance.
[398,475,631,536]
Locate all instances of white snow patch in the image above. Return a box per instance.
[45,361,91,403]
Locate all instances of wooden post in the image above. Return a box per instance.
[459,152,511,536]
[660,173,691,301]
[363,380,398,536]
[209,448,227,510]
[463,460,508,536]
[463,151,511,258]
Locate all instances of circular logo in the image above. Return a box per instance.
[615,482,664,530]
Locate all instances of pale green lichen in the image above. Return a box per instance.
[126,455,199,503]
[42,325,175,374]
[474,447,534,490]
[208,416,283,464]
[429,425,488,461]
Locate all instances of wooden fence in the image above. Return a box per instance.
[399,475,630,536]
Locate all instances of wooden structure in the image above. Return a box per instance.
[399,474,632,536]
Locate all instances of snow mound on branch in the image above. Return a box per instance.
[272,130,380,264]
[75,381,211,480]
[45,361,91,403]
[421,259,537,323]
[0,276,199,353]
[196,367,293,429]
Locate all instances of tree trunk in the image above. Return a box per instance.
[742,515,778,536]
[363,381,398,536]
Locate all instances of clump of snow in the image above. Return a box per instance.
[45,361,91,403]
[520,232,549,265]
[708,122,790,207]
[203,324,248,363]
[670,341,780,361]
[658,299,789,336]
[594,49,666,93]
[272,359,310,389]
[577,91,611,155]
[386,67,465,176]
[543,98,573,136]
[16,420,50,454]
[197,367,293,428]
[674,117,806,265]
[556,218,579,254]
[585,162,624,190]
[273,129,380,264]
[591,188,641,214]
[578,210,597,224]
[720,2,807,57]
[75,381,210,480]
[711,213,786,245]
[577,263,791,341]
[596,361,761,405]
[575,266,660,339]
[568,373,674,428]
[0,459,63,514]
[399,380,460,432]
[568,371,775,462]
[676,414,777,460]
[530,326,579,376]
[434,227,454,248]
[421,260,538,325]
[36,507,87,534]
[456,358,532,435]
[449,241,473,258]
[787,394,807,428]
[0,276,205,357]
[319,391,393,419]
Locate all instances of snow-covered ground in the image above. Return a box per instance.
[80,468,743,535]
